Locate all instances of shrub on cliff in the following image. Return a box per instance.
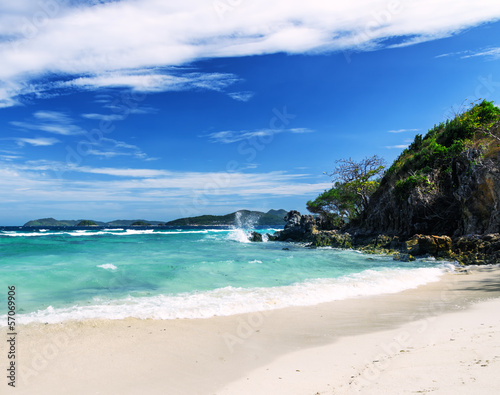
[388,100,500,176]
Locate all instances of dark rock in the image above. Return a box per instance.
[310,230,352,248]
[393,253,416,262]
[272,211,500,265]
[266,233,278,241]
[284,210,302,229]
[405,234,452,256]
[249,231,263,242]
[274,211,310,242]
[452,233,500,264]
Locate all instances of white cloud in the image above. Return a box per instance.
[228,91,255,102]
[0,0,499,106]
[14,137,60,146]
[1,161,331,209]
[11,110,86,135]
[81,113,125,121]
[288,128,314,134]
[85,137,148,159]
[436,47,500,59]
[435,50,471,58]
[462,47,500,59]
[385,144,409,149]
[9,110,150,159]
[78,166,169,178]
[207,127,314,143]
[102,103,158,115]
[387,128,420,134]
[0,155,22,161]
[63,71,239,93]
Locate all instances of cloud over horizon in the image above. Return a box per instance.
[0,159,332,221]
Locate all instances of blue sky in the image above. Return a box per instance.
[1,0,500,225]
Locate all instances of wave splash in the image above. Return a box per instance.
[226,211,263,243]
[8,265,453,325]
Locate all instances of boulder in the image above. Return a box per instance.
[284,210,302,229]
[393,253,416,262]
[452,233,500,264]
[266,233,278,241]
[405,234,452,256]
[249,231,263,242]
[310,230,352,248]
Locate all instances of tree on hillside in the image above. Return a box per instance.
[307,155,386,224]
[329,155,386,213]
[307,182,358,226]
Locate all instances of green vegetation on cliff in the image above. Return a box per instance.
[388,100,500,180]
[307,100,500,237]
[364,100,500,236]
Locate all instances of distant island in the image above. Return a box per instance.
[164,209,287,226]
[23,209,288,227]
[76,220,99,227]
[23,218,165,227]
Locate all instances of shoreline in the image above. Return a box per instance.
[8,261,452,324]
[4,265,500,394]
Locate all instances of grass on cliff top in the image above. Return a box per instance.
[388,100,500,176]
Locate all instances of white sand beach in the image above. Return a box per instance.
[5,265,500,395]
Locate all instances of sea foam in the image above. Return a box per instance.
[8,266,452,325]
[97,264,118,271]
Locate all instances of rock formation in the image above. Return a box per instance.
[265,103,500,264]
[360,116,500,238]
[268,210,499,264]
[361,142,500,237]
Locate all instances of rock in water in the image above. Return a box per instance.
[249,232,263,242]
[284,210,302,229]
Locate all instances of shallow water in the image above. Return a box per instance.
[0,225,455,324]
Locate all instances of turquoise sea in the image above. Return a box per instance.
[0,224,455,325]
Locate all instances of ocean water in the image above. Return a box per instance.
[0,225,456,325]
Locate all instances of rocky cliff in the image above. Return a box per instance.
[269,102,500,264]
[361,137,500,237]
[360,104,500,238]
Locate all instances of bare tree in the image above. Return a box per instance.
[328,155,386,212]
